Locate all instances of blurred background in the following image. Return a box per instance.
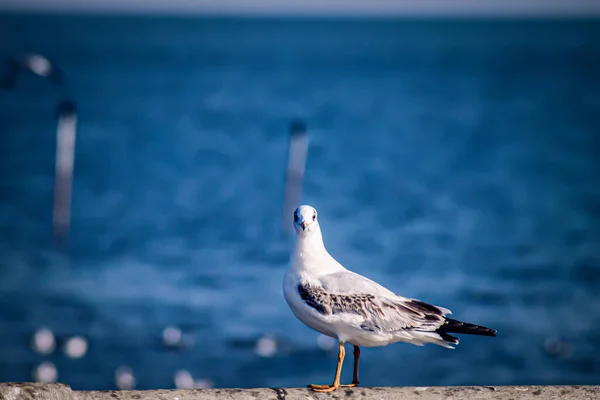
[1,0,600,391]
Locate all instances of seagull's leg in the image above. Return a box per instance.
[341,345,360,387]
[309,341,345,392]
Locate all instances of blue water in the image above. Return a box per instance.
[1,14,600,390]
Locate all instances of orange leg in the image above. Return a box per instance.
[341,345,360,387]
[309,341,346,392]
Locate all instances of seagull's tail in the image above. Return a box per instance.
[435,318,497,344]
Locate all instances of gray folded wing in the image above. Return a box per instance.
[298,271,452,333]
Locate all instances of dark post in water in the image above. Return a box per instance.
[282,120,309,235]
[53,99,78,241]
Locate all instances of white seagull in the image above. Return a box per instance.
[283,205,496,392]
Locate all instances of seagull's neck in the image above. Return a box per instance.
[291,226,345,276]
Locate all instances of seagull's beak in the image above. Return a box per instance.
[301,221,308,231]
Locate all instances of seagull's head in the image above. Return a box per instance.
[293,205,319,235]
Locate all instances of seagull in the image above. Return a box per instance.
[283,205,496,392]
[1,54,64,90]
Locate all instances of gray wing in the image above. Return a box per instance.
[298,271,451,333]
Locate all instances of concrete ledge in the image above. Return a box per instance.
[1,383,599,400]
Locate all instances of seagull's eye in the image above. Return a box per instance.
[313,213,317,221]
[294,213,299,223]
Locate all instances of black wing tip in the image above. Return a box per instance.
[439,318,497,337]
[438,332,459,344]
[475,328,497,337]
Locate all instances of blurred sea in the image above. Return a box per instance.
[1,14,600,390]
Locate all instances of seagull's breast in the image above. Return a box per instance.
[283,267,339,339]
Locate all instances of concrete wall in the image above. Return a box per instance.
[1,383,599,400]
